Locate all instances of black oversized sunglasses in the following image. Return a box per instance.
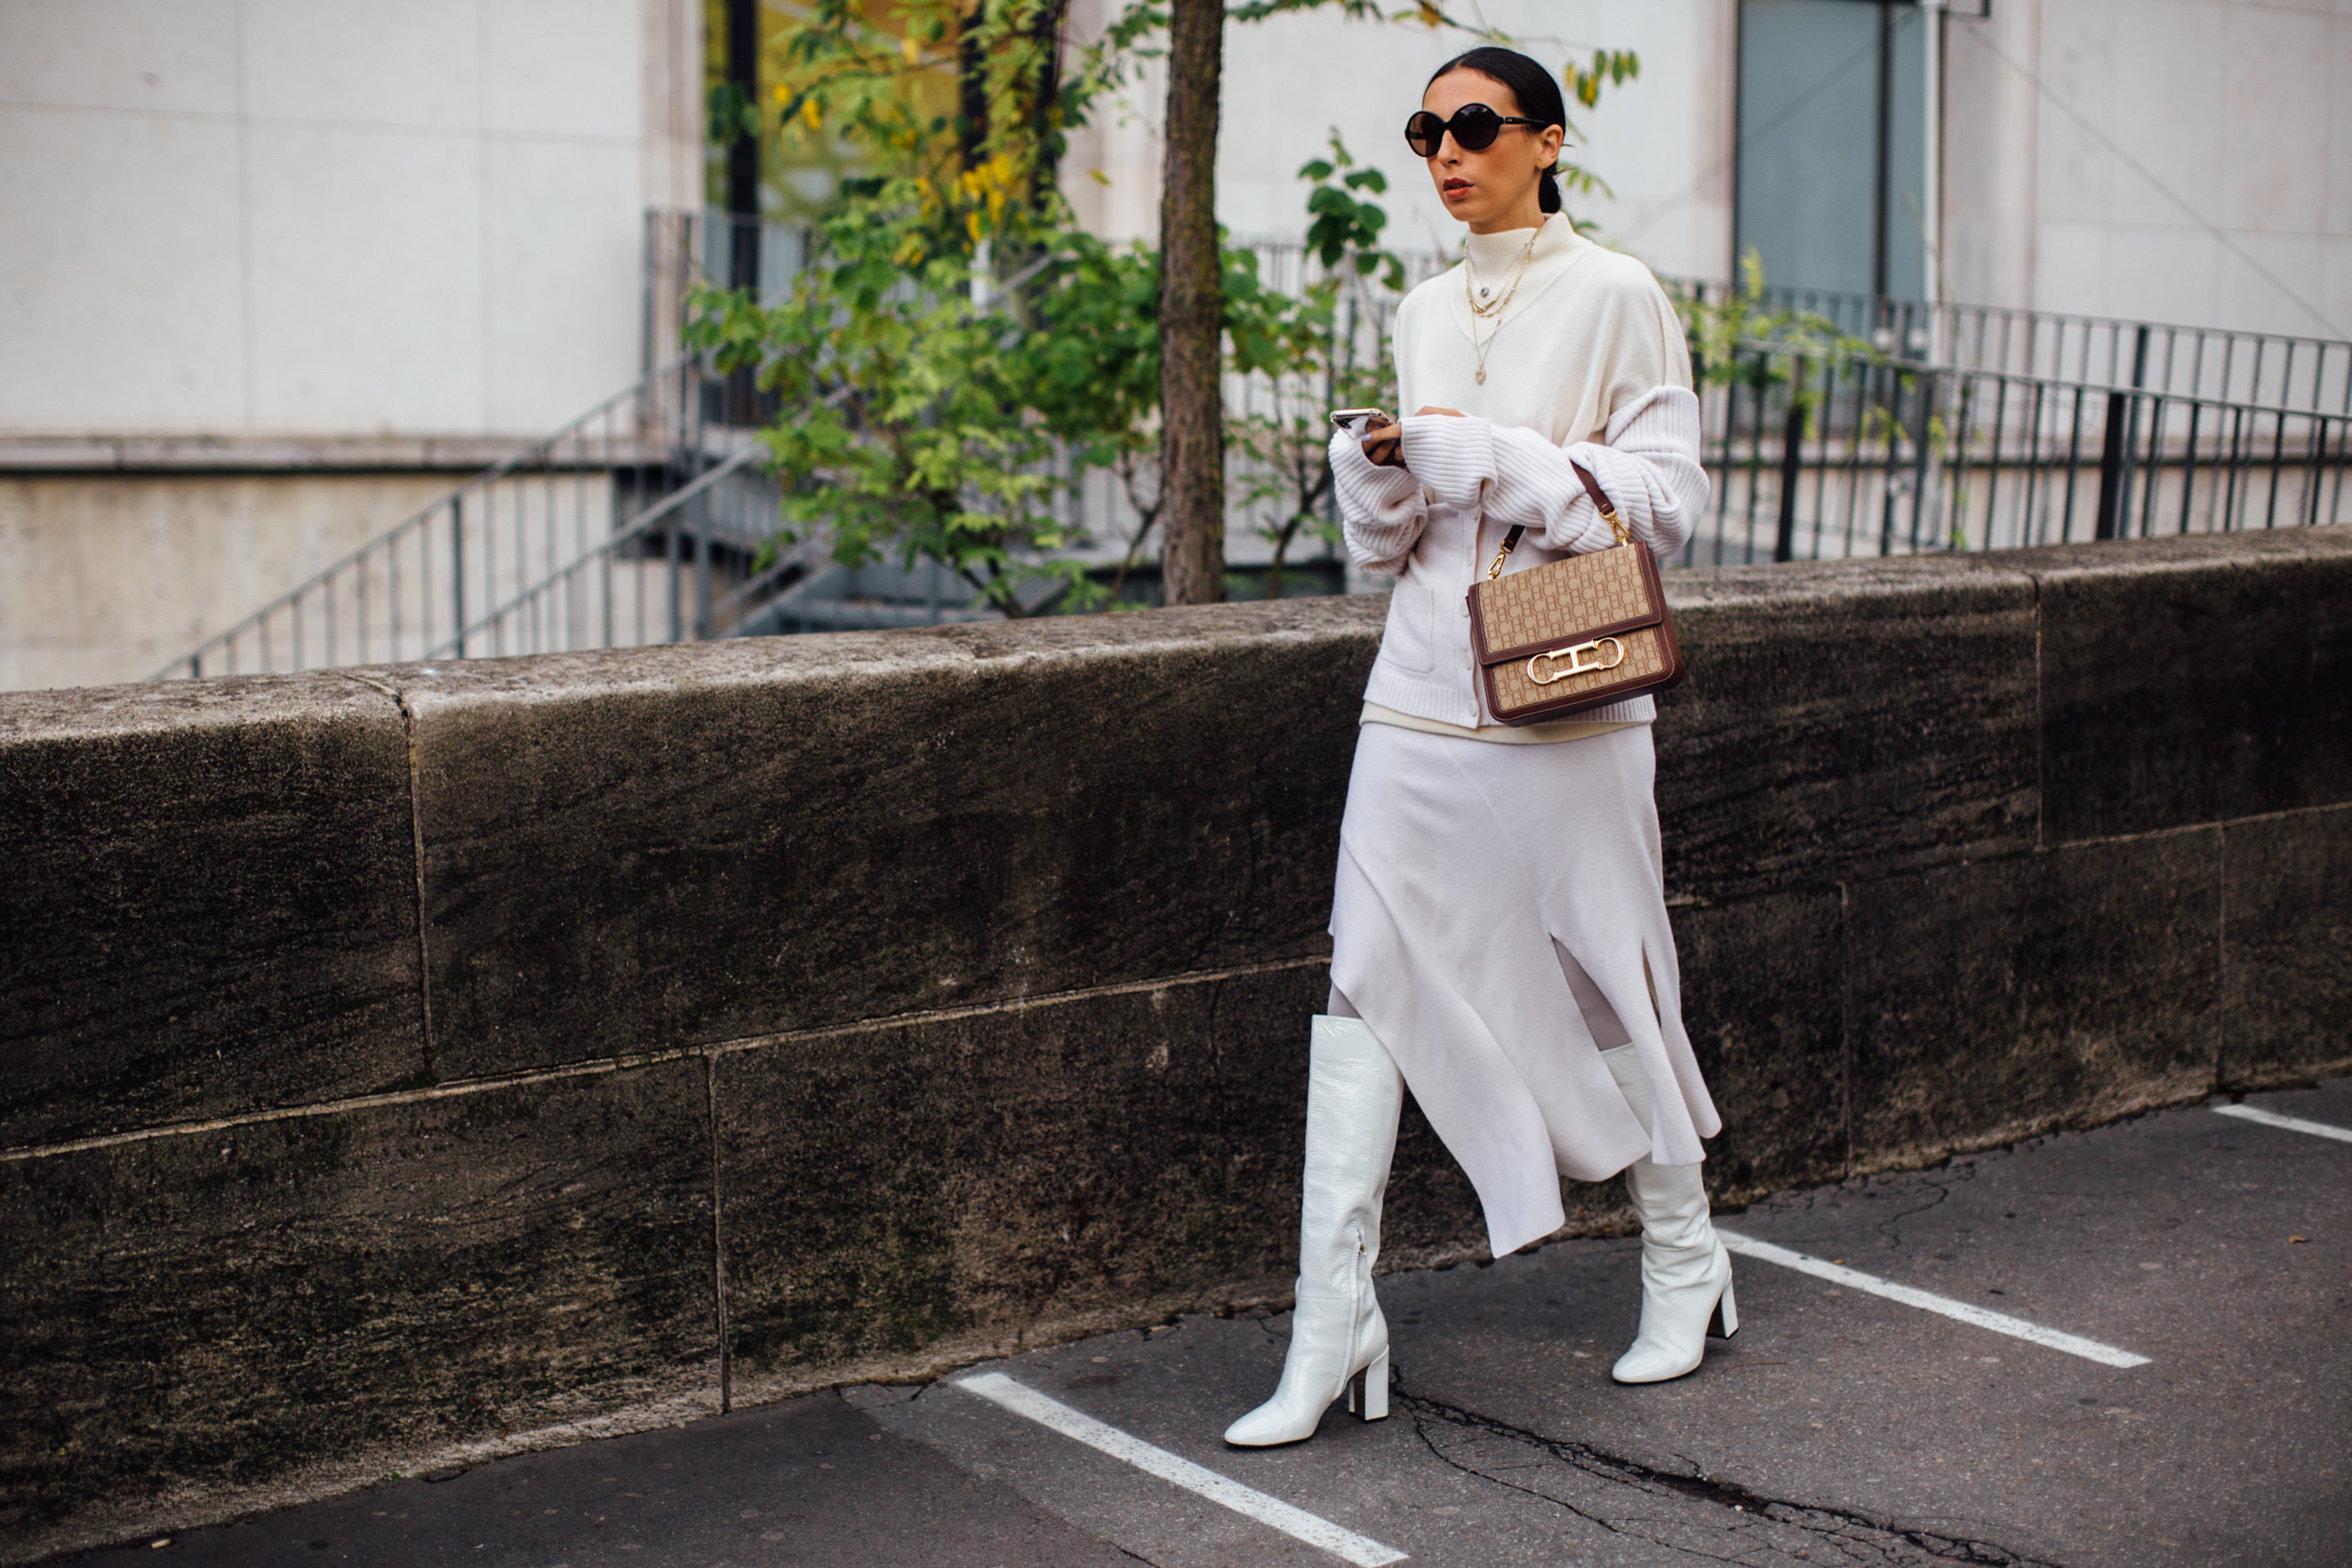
[1404,104,1547,157]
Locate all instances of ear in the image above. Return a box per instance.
[1537,123,1566,169]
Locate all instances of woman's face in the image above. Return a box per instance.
[1419,70,1565,234]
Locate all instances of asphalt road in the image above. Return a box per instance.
[63,1079,2351,1568]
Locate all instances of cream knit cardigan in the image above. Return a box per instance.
[1328,215,1707,730]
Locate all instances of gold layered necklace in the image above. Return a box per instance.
[1463,226,1539,385]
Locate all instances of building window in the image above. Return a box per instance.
[1734,0,1930,302]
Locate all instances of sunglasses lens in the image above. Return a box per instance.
[1404,111,1444,156]
[1451,104,1500,151]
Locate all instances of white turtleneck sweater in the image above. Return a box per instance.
[1328,214,1707,736]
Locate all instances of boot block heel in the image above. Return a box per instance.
[1708,1277,1738,1340]
[1346,1348,1389,1422]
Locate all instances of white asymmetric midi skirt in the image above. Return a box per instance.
[1327,721,1722,1258]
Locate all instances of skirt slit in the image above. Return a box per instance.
[1328,721,1720,1258]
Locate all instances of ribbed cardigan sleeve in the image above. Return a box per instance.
[1394,387,1707,558]
[1328,428,1428,577]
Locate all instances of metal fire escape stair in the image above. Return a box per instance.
[149,359,814,680]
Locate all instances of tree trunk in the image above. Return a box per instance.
[1029,0,1068,204]
[1157,0,1224,605]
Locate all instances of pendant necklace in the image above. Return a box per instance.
[1463,226,1539,384]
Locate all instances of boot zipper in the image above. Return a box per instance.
[1352,1226,1368,1344]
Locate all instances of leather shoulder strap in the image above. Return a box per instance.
[1571,458,1618,521]
[1485,458,1623,580]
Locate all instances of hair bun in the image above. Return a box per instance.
[1538,166,1562,215]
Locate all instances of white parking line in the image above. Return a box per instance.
[2212,1103,2352,1145]
[954,1371,1408,1567]
[1714,1229,2153,1369]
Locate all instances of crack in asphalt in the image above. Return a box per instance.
[1734,1161,1989,1260]
[1873,1170,1964,1253]
[1392,1373,2065,1567]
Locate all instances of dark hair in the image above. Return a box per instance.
[1426,46,1567,214]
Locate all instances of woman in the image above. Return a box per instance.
[1225,46,1730,1449]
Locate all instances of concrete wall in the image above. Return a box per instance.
[3,528,2349,1559]
[1940,0,2351,338]
[0,469,474,693]
[0,0,703,696]
[0,0,701,441]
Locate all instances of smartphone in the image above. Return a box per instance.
[1329,408,1388,436]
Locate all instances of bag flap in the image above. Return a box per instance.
[1468,544,1666,666]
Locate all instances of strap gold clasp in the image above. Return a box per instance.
[1527,636,1625,686]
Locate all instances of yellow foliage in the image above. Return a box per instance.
[801,98,822,130]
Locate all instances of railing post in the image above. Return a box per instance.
[667,514,684,645]
[1909,369,1938,552]
[1774,357,1806,563]
[2098,325,2151,540]
[451,495,467,658]
[693,492,713,640]
[2094,390,2130,540]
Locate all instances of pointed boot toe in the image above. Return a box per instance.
[1224,1397,1316,1447]
[1610,1331,1703,1384]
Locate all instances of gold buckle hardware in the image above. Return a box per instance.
[1527,636,1625,686]
[1601,504,1630,547]
[1485,537,1517,581]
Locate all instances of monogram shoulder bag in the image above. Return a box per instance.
[1464,463,1686,725]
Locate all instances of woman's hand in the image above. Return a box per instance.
[1361,406,1464,470]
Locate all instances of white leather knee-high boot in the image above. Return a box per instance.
[1224,1014,1404,1446]
[1601,1044,1736,1384]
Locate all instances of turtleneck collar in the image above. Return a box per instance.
[1450,213,1592,337]
[1464,217,1551,277]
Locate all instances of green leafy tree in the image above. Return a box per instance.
[1018,232,1304,607]
[686,184,1085,616]
[684,0,1304,616]
[688,1,1656,616]
[685,1,1091,616]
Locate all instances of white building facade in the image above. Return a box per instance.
[0,0,700,692]
[1065,0,2347,339]
[2,0,2345,691]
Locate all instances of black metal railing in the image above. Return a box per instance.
[415,443,808,660]
[148,356,772,680]
[162,232,2350,686]
[1686,341,2349,568]
[1665,278,2352,418]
